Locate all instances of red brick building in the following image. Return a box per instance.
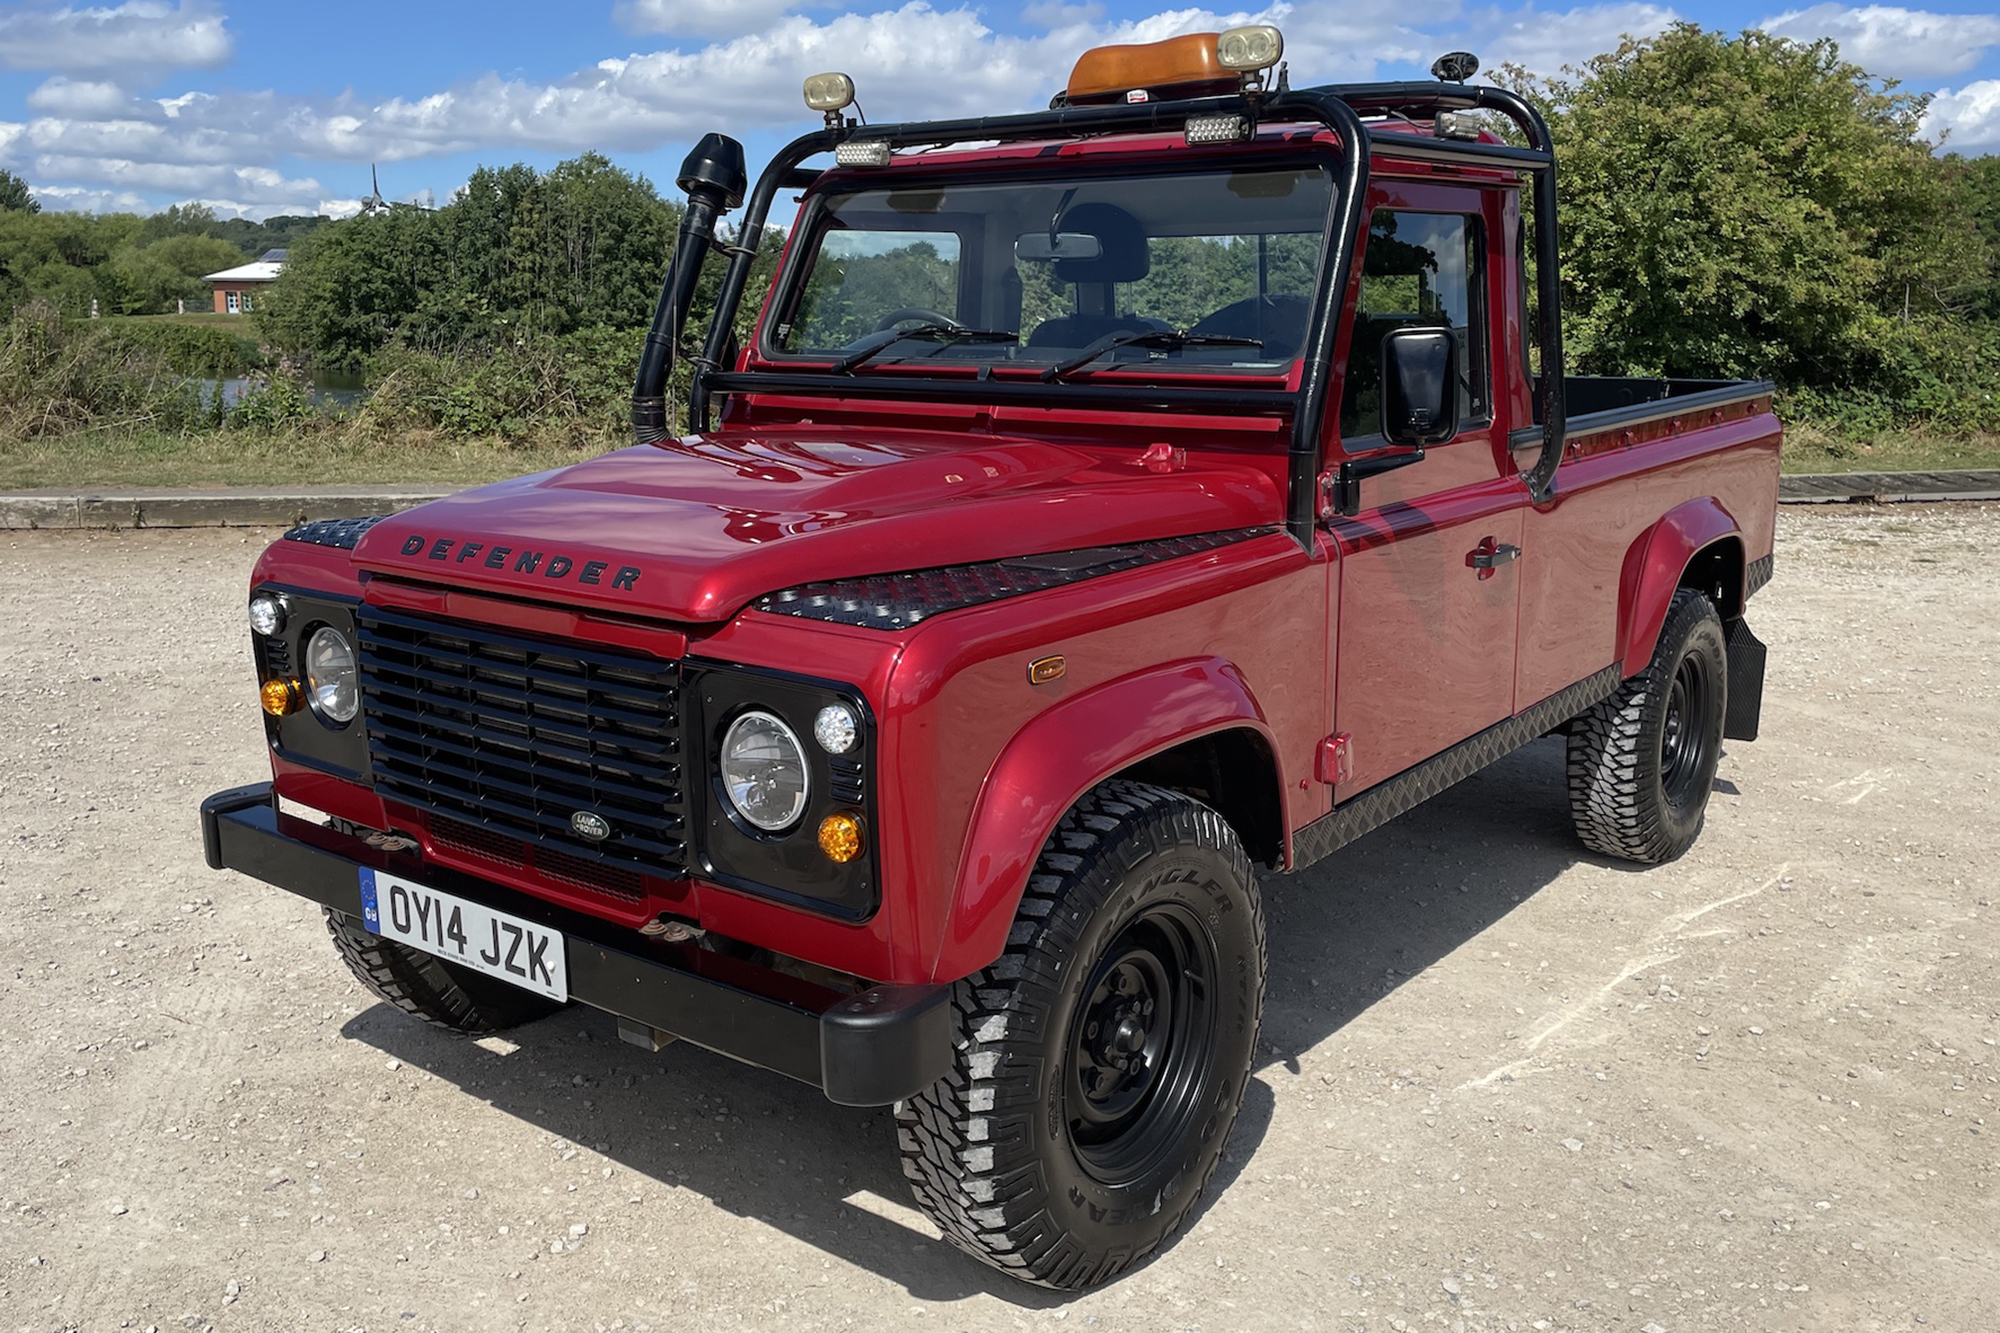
[203,249,286,314]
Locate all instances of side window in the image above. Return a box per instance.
[1338,211,1488,439]
[782,229,962,350]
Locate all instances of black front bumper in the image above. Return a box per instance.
[200,784,951,1106]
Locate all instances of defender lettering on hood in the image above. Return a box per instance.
[394,534,641,591]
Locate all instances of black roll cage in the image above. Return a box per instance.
[646,80,1567,549]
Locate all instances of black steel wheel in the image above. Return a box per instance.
[325,909,565,1033]
[1567,588,1730,863]
[896,781,1265,1289]
[1066,902,1219,1184]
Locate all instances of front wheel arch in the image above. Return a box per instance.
[932,658,1285,984]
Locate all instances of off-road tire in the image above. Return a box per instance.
[1567,589,1729,864]
[325,908,565,1033]
[895,781,1266,1289]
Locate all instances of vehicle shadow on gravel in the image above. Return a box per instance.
[343,736,1617,1303]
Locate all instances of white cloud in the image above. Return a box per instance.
[26,77,130,116]
[0,1,231,75]
[28,154,323,201]
[1924,78,2000,150]
[1474,3,1679,74]
[64,0,1981,215]
[616,0,803,38]
[29,182,150,212]
[0,1,1424,180]
[1759,5,2000,82]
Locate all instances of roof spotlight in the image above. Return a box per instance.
[804,71,857,129]
[1216,24,1283,74]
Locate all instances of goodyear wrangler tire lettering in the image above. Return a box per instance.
[896,780,1266,1289]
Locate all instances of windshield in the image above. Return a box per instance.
[767,166,1333,377]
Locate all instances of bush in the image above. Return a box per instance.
[0,301,205,437]
[93,317,265,377]
[359,327,642,443]
[228,373,317,432]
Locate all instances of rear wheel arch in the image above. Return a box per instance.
[1619,498,1745,674]
[1680,535,1746,622]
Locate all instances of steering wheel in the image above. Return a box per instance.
[871,307,963,333]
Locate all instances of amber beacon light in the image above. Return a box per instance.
[1064,25,1284,105]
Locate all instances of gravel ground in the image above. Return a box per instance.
[1,506,1995,1333]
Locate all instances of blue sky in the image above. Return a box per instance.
[1,0,1998,219]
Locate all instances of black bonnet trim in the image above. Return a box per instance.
[282,515,388,550]
[753,528,1277,630]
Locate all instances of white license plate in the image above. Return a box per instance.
[359,868,568,1003]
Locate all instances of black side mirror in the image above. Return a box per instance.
[1331,326,1461,518]
[1381,326,1460,446]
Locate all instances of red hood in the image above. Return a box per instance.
[353,427,1284,623]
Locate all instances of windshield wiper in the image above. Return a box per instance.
[1040,329,1265,383]
[829,324,1018,374]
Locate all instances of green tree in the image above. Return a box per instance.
[261,206,444,367]
[137,202,219,243]
[109,232,244,313]
[1513,23,1984,398]
[266,152,683,365]
[0,170,37,214]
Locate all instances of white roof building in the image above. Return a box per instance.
[204,249,286,314]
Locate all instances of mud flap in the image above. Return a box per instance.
[1724,617,1766,742]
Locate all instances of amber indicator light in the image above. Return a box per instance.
[260,678,300,716]
[1028,655,1067,685]
[818,812,866,864]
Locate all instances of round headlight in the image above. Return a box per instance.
[248,592,287,637]
[813,703,858,755]
[720,711,810,832]
[305,626,359,724]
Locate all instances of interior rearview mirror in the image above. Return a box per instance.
[1380,326,1460,447]
[1015,231,1104,263]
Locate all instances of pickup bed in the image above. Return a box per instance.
[202,29,1776,1290]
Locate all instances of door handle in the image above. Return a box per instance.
[1467,539,1521,578]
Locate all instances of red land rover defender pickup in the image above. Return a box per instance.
[201,30,1777,1288]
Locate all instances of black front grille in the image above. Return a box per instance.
[430,813,647,904]
[357,606,687,877]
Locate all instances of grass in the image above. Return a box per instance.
[3,420,1997,492]
[111,311,260,330]
[0,427,612,491]
[1780,425,2000,474]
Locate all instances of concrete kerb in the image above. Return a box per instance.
[1777,469,2000,504]
[0,488,450,531]
[3,470,1997,530]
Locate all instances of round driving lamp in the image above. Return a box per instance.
[304,626,359,724]
[720,711,810,832]
[248,592,287,637]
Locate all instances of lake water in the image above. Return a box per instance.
[200,368,369,412]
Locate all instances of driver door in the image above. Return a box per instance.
[1326,200,1525,801]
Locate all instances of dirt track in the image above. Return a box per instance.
[2,506,1996,1333]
